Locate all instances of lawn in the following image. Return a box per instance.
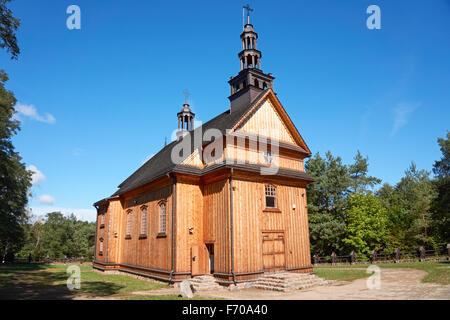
[0,264,169,300]
[314,261,450,285]
[314,268,372,282]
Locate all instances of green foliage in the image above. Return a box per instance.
[433,132,450,179]
[0,0,21,59]
[342,193,388,255]
[0,71,32,261]
[306,150,381,255]
[306,152,350,255]
[307,142,447,257]
[17,212,96,260]
[431,132,450,243]
[348,151,381,193]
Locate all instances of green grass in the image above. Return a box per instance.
[314,261,450,285]
[314,268,372,282]
[0,264,168,300]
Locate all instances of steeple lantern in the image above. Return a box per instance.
[228,5,275,113]
[176,90,195,140]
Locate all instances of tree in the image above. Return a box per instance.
[306,151,350,255]
[18,212,96,260]
[377,183,409,251]
[433,132,450,179]
[395,163,437,248]
[342,193,388,256]
[0,71,31,262]
[0,0,20,59]
[349,150,381,193]
[431,132,450,243]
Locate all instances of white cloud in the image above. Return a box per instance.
[38,194,56,205]
[391,102,420,136]
[29,207,97,222]
[27,165,46,186]
[14,103,56,124]
[72,148,83,157]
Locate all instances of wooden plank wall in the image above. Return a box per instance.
[106,199,123,263]
[235,99,297,145]
[225,141,304,171]
[175,179,204,273]
[202,179,230,274]
[95,205,107,263]
[119,183,173,270]
[231,174,311,273]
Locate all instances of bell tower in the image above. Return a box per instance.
[228,4,274,113]
[176,90,195,140]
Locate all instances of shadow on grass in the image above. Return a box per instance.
[0,264,124,300]
[79,281,124,297]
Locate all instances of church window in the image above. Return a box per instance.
[99,238,104,256]
[126,210,132,238]
[159,201,167,235]
[140,206,148,238]
[265,185,277,208]
[100,213,105,228]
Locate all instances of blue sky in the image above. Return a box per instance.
[2,0,449,222]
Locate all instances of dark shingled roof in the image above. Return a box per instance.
[108,89,314,197]
[112,90,268,196]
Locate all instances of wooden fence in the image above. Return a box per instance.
[1,257,92,265]
[312,244,450,266]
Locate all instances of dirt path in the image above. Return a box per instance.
[189,268,450,300]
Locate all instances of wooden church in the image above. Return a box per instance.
[93,8,315,285]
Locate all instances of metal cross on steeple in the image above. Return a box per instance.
[243,4,253,25]
[183,89,190,104]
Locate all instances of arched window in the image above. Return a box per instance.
[265,185,277,208]
[140,206,148,237]
[159,201,167,235]
[100,213,105,228]
[246,55,253,68]
[126,210,132,238]
[99,238,104,256]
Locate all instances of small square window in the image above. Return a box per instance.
[265,185,277,208]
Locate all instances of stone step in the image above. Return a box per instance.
[250,272,331,292]
[189,276,223,291]
[252,284,287,292]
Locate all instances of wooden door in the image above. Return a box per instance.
[191,245,201,276]
[206,244,214,274]
[262,232,285,272]
[191,245,208,276]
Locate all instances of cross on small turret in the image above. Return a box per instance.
[243,4,253,24]
[183,89,190,104]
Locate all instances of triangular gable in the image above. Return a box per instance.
[232,89,311,154]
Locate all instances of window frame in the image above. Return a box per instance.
[99,238,104,256]
[125,209,132,239]
[139,205,148,239]
[263,184,280,212]
[99,213,105,228]
[157,200,167,238]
